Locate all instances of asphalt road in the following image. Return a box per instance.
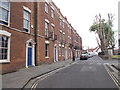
[35,56,118,89]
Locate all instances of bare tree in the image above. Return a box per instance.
[89,13,114,56]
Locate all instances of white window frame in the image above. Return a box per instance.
[60,18,62,26]
[45,2,48,13]
[23,6,31,13]
[45,19,49,23]
[51,8,54,18]
[0,30,11,63]
[59,46,61,56]
[51,25,54,39]
[45,21,49,37]
[45,0,49,4]
[23,7,31,33]
[62,20,64,28]
[45,43,49,58]
[0,0,10,26]
[60,31,63,41]
[51,23,55,39]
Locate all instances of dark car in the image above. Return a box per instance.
[80,54,88,60]
[98,51,105,55]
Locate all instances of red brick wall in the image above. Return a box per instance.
[1,1,82,74]
[1,2,35,73]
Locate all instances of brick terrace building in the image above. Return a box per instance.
[0,0,82,73]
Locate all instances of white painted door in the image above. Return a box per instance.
[54,46,58,62]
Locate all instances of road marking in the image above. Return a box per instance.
[104,64,120,89]
[97,63,102,65]
[90,63,92,65]
[31,62,75,90]
[31,71,54,90]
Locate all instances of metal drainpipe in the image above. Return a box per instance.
[34,1,37,66]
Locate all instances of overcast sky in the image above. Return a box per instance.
[52,0,119,49]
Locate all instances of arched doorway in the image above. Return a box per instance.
[26,39,35,67]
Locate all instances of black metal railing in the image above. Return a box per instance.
[45,31,57,41]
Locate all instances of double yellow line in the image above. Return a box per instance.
[104,64,120,89]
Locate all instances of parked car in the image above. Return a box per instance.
[88,53,93,58]
[80,53,88,60]
[98,51,105,55]
[88,52,96,58]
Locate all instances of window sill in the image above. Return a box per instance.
[23,28,30,33]
[45,57,49,59]
[45,11,49,14]
[0,60,10,64]
[0,20,9,25]
[23,30,30,34]
[0,23,9,27]
[51,17,54,19]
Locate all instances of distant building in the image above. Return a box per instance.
[87,46,100,53]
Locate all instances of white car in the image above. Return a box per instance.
[80,54,88,60]
[88,53,93,58]
[88,52,96,58]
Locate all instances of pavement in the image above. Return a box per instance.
[1,56,119,89]
[105,63,120,83]
[102,58,120,87]
[2,59,75,89]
